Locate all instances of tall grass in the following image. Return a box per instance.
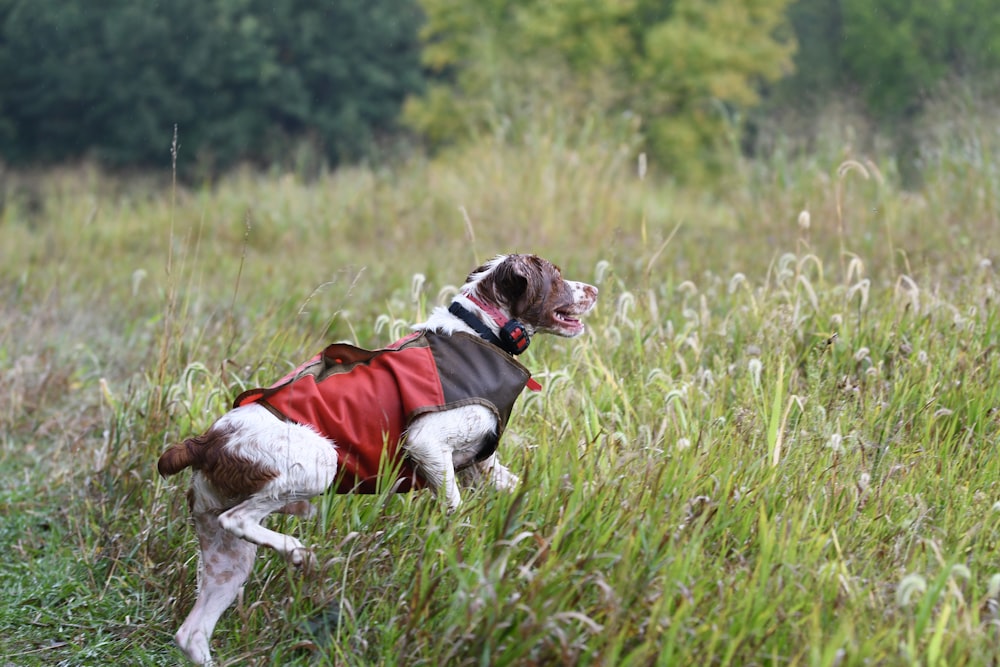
[1,98,999,665]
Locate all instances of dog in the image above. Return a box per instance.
[157,254,597,665]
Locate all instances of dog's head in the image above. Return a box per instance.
[462,254,598,337]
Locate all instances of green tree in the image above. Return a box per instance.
[773,0,1000,119]
[633,0,794,177]
[407,0,795,180]
[762,0,1000,186]
[0,0,425,171]
[841,0,1000,118]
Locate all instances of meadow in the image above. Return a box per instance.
[2,102,1000,665]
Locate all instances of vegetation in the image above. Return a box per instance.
[0,0,424,171]
[3,0,1000,181]
[406,0,795,181]
[2,88,999,664]
[781,0,1000,118]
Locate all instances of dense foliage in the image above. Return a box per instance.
[783,0,1000,118]
[0,0,998,176]
[406,0,795,181]
[0,0,424,172]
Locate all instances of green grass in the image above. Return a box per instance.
[2,105,1000,665]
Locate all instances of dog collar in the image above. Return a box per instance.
[448,299,541,391]
[448,299,530,355]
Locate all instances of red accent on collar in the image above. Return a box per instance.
[467,294,542,391]
[467,294,509,328]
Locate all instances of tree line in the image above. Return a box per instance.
[0,0,997,176]
[0,0,423,172]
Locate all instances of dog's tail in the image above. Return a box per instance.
[157,431,217,477]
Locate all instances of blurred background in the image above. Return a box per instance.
[1,0,997,186]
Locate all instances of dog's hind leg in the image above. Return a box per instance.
[217,426,339,568]
[194,414,338,567]
[175,508,258,666]
[218,495,318,569]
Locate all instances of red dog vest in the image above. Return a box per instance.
[233,331,532,494]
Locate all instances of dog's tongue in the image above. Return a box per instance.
[527,377,542,391]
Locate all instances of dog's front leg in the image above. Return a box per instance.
[409,439,462,511]
[439,459,463,512]
[404,415,463,511]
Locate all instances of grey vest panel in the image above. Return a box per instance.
[422,331,532,463]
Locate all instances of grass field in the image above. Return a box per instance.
[2,106,1000,665]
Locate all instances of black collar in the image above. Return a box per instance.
[448,301,530,355]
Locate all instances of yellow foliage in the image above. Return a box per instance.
[411,0,796,180]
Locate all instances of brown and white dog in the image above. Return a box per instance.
[157,254,597,665]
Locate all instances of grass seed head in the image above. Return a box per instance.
[728,272,747,294]
[748,357,763,390]
[988,574,1000,599]
[896,573,927,608]
[797,209,810,231]
[411,273,426,302]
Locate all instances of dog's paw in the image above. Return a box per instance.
[289,547,318,571]
[491,468,520,491]
[176,627,214,666]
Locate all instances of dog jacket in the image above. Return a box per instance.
[233,331,532,494]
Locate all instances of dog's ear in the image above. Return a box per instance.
[490,255,534,303]
[465,262,492,284]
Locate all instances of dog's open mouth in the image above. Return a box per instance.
[552,307,586,335]
[554,309,582,326]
